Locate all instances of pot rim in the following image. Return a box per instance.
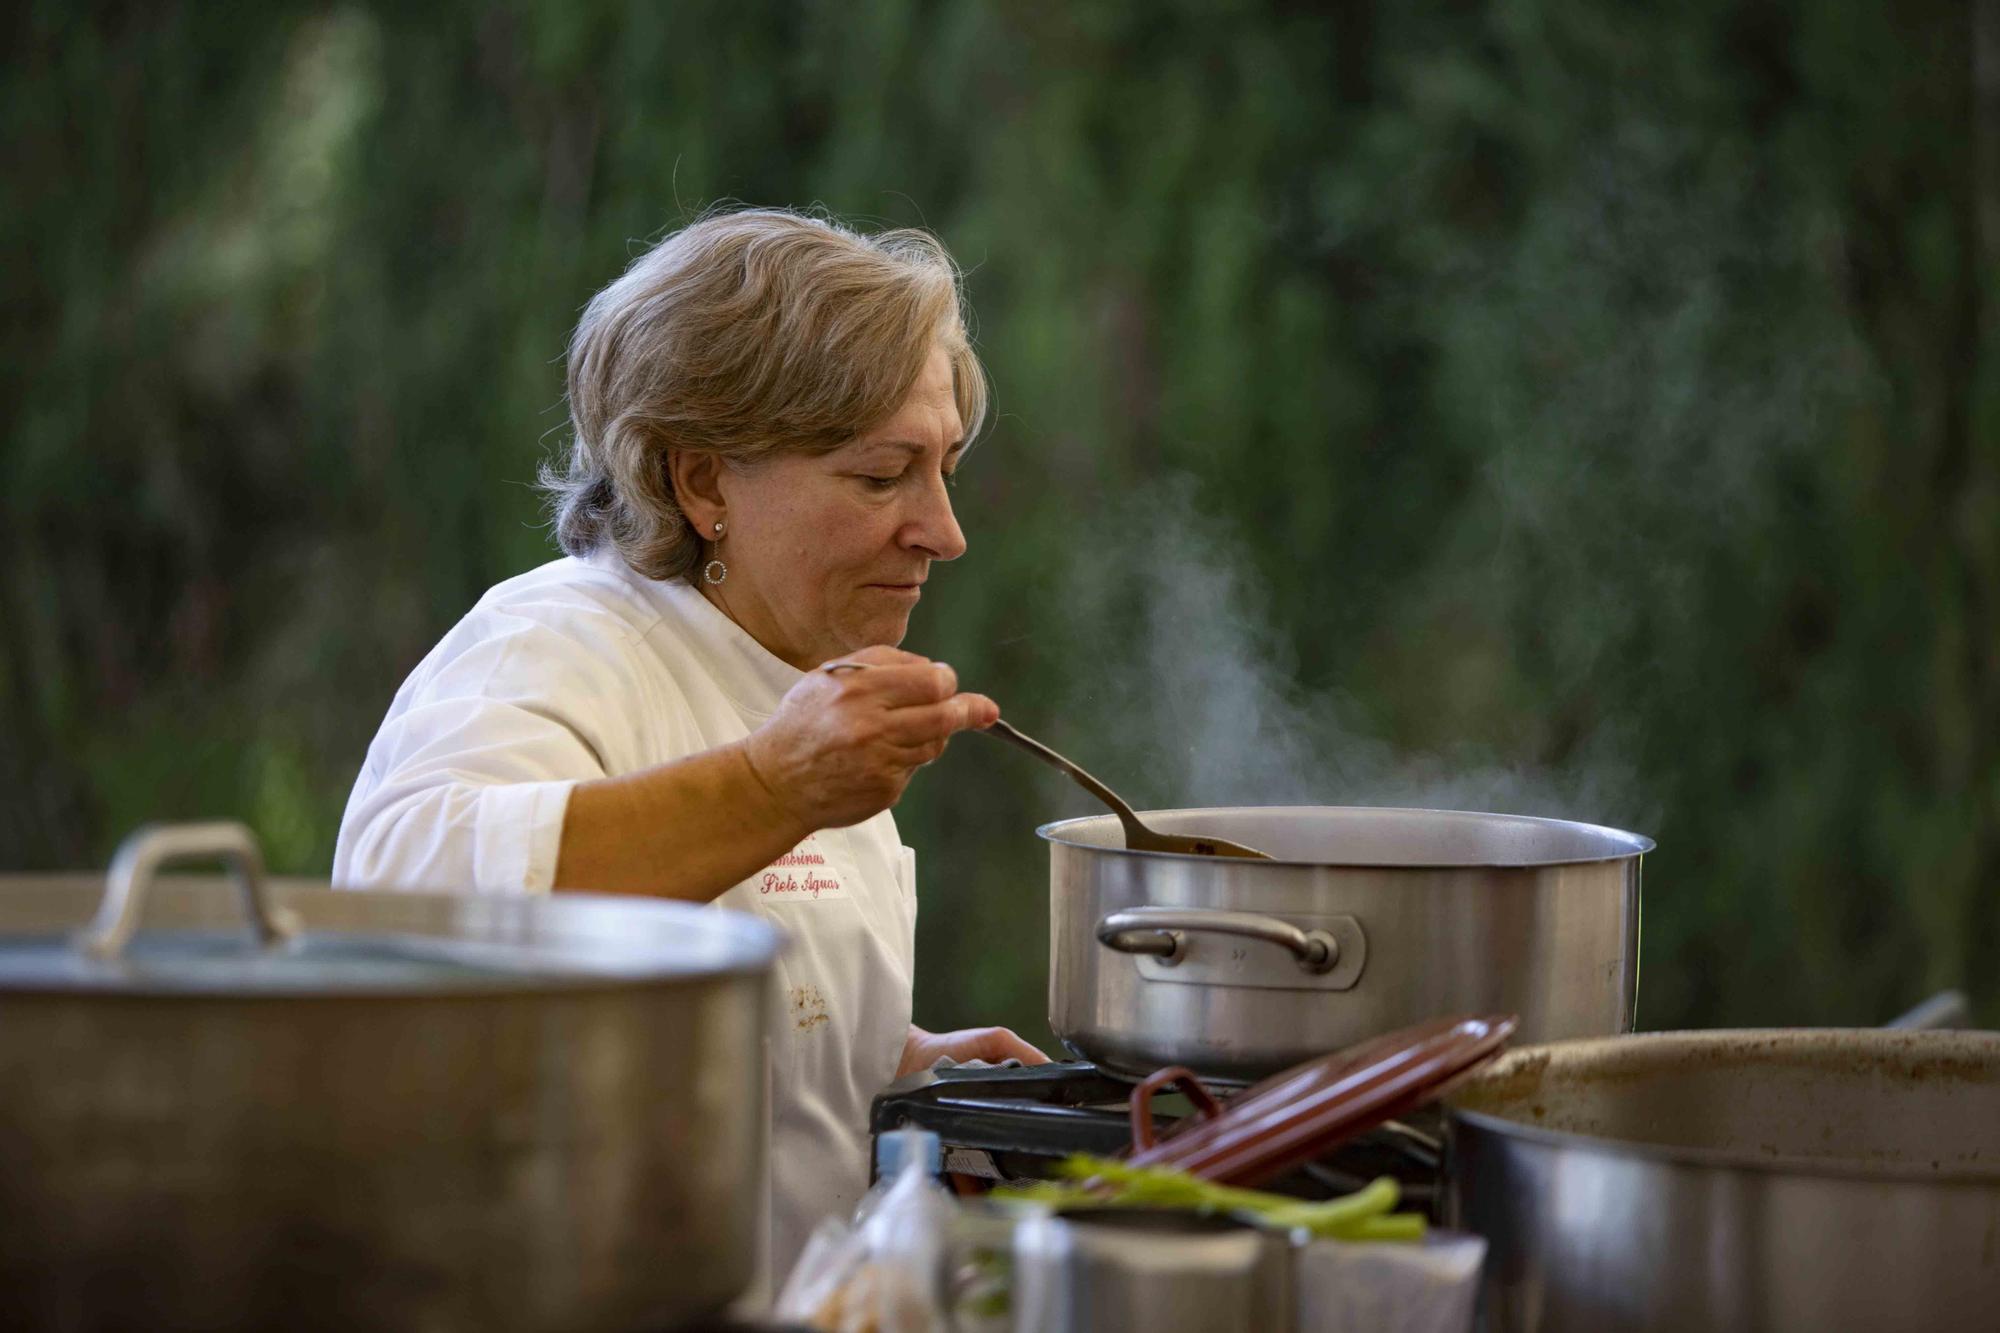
[0,875,785,999]
[1039,804,1655,869]
[1443,1028,2000,1186]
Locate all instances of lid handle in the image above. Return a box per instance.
[1127,1064,1225,1151]
[78,821,301,961]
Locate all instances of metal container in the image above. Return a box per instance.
[0,823,781,1333]
[1011,1209,1292,1333]
[1443,1030,2000,1332]
[1045,807,1648,1082]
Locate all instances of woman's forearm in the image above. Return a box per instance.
[555,651,997,900]
[552,740,813,901]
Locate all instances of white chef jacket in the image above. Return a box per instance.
[333,549,917,1275]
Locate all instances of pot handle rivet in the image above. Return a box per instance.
[78,821,300,962]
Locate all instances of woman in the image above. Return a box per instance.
[334,208,1048,1270]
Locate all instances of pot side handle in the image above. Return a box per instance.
[78,821,301,961]
[1097,906,1342,975]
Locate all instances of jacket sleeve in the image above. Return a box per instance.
[332,603,651,894]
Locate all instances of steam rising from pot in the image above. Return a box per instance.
[1051,477,1653,830]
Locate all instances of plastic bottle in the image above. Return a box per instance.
[855,1127,955,1331]
[854,1126,943,1224]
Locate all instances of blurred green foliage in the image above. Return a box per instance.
[4,1,1996,1044]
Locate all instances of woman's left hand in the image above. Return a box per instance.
[897,1023,1052,1078]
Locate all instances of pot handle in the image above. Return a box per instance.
[78,821,300,961]
[1097,906,1341,974]
[1128,1064,1225,1152]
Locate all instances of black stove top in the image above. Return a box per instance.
[869,1060,1444,1215]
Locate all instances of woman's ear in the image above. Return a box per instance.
[667,449,726,534]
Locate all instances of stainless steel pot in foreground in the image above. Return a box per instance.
[1045,807,1648,1082]
[0,823,781,1333]
[1444,1030,2000,1332]
[1012,1209,1291,1333]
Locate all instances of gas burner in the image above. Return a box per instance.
[869,1060,1443,1215]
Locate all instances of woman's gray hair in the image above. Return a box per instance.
[540,207,989,581]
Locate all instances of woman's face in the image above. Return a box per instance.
[708,345,967,670]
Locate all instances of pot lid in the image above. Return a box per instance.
[1127,1013,1518,1187]
[0,822,781,997]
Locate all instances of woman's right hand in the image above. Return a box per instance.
[741,646,1000,832]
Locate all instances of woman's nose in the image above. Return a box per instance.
[906,474,967,561]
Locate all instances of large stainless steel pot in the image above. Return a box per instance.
[1443,1030,2000,1332]
[0,823,781,1333]
[1045,807,1649,1082]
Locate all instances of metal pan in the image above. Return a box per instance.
[1443,1027,2000,1332]
[0,822,782,1332]
[1044,806,1649,1082]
